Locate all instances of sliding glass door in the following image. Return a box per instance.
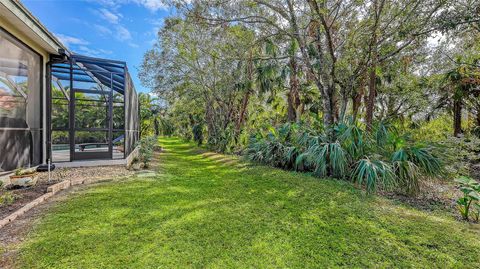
[0,27,42,171]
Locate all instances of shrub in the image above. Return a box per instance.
[391,145,442,195]
[137,136,157,168]
[245,122,443,195]
[0,192,16,206]
[439,135,480,177]
[299,140,348,178]
[352,158,395,193]
[455,176,480,222]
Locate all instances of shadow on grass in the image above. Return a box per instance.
[16,137,480,268]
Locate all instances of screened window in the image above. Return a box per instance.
[0,28,42,171]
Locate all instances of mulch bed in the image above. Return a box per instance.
[0,180,59,220]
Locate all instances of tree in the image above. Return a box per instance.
[141,0,480,153]
[138,93,161,137]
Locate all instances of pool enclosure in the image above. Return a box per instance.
[48,53,139,162]
[0,0,139,173]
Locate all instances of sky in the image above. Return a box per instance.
[22,0,172,93]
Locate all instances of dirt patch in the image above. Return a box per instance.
[381,180,461,215]
[37,165,134,183]
[0,181,59,220]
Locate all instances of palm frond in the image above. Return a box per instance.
[352,158,395,193]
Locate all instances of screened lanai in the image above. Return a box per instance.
[48,53,139,162]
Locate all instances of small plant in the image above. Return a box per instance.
[137,136,157,168]
[300,141,348,178]
[455,176,480,221]
[14,168,36,176]
[0,192,16,206]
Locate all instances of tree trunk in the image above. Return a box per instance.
[339,93,348,123]
[366,47,377,131]
[453,97,463,137]
[205,99,215,141]
[366,0,383,131]
[154,118,160,136]
[287,55,301,122]
[236,91,250,132]
[352,79,365,122]
[235,54,254,135]
[323,86,336,129]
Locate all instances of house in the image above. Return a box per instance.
[0,0,139,173]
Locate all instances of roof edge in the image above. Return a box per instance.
[2,0,68,54]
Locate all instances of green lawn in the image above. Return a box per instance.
[18,137,480,268]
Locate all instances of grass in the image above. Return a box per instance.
[17,137,480,268]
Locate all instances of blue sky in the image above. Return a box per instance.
[22,0,171,93]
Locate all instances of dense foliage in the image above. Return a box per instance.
[139,0,480,197]
[245,122,441,194]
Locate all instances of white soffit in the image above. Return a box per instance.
[0,0,66,55]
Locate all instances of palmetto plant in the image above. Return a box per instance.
[352,158,396,193]
[391,145,442,195]
[298,138,348,178]
[246,123,299,169]
[246,122,443,195]
[336,122,367,160]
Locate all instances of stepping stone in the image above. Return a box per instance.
[136,171,157,178]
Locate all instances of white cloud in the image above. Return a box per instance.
[54,33,112,57]
[148,38,157,46]
[93,7,133,42]
[88,0,169,12]
[98,8,122,24]
[134,0,167,12]
[94,24,113,36]
[77,46,113,57]
[116,25,132,41]
[55,33,89,47]
[89,0,171,48]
